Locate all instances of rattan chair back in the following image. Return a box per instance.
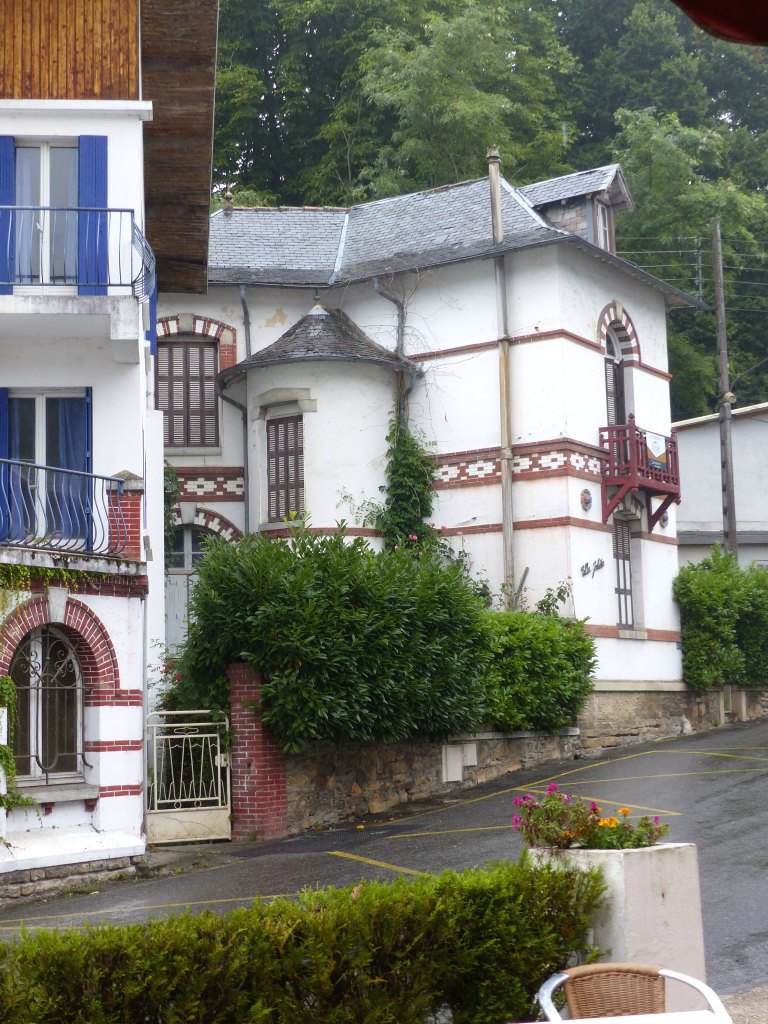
[562,963,666,1018]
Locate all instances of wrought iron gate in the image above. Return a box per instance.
[146,710,231,844]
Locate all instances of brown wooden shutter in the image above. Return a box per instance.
[267,415,304,522]
[156,340,218,447]
[604,357,626,426]
[613,520,634,627]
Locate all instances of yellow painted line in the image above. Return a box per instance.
[387,825,514,840]
[530,767,768,786]
[0,893,302,930]
[328,851,424,876]
[660,750,768,762]
[514,790,681,817]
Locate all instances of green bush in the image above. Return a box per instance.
[484,610,596,732]
[170,523,492,752]
[673,547,768,690]
[0,860,604,1024]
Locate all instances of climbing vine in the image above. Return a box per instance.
[0,675,31,813]
[164,462,182,569]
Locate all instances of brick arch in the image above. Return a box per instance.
[155,313,238,372]
[171,507,242,543]
[597,302,640,360]
[0,596,119,690]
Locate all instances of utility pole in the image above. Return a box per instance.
[712,218,738,558]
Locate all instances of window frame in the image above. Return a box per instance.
[10,626,86,784]
[266,414,305,524]
[613,519,635,629]
[156,337,220,450]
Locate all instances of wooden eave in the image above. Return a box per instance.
[140,0,218,295]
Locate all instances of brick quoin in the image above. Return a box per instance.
[226,663,287,841]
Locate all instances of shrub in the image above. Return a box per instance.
[0,860,604,1024]
[168,522,492,752]
[673,547,768,690]
[483,610,596,732]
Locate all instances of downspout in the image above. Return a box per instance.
[373,276,410,426]
[487,146,515,607]
[239,284,253,359]
[219,381,250,535]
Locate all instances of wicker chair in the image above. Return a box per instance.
[536,963,731,1021]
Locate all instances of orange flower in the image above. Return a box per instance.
[618,807,631,816]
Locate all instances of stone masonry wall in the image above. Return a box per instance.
[285,730,580,833]
[227,663,768,839]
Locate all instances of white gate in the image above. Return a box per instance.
[146,710,231,844]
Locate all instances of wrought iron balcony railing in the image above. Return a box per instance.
[0,459,128,556]
[599,415,681,531]
[0,206,155,299]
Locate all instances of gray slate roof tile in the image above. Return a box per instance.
[221,304,417,380]
[520,164,629,208]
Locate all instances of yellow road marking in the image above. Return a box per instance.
[387,825,514,840]
[328,851,424,876]
[532,767,768,786]
[0,894,300,930]
[513,790,680,816]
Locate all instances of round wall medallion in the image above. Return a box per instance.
[660,510,670,528]
[580,488,593,512]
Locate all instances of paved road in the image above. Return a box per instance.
[1,720,767,995]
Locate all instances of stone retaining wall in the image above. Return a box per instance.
[0,857,138,904]
[285,730,580,833]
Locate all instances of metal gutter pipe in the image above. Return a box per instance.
[488,146,516,606]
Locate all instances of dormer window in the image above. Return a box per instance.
[595,200,613,253]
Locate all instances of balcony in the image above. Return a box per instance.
[599,415,681,531]
[0,206,155,299]
[0,459,128,557]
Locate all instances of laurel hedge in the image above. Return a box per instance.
[0,859,604,1024]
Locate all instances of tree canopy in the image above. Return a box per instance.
[213,0,768,418]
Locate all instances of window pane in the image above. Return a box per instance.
[15,148,40,283]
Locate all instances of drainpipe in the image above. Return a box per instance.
[373,276,410,426]
[239,284,253,359]
[488,146,515,607]
[219,382,250,535]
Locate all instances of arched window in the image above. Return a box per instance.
[10,627,84,781]
[604,328,627,426]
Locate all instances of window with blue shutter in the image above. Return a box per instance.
[78,136,108,296]
[0,138,14,295]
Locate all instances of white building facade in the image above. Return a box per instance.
[160,163,694,710]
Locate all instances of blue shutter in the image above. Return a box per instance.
[0,388,8,540]
[78,136,108,295]
[0,138,14,296]
[145,277,158,355]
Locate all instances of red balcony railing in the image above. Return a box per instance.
[599,415,681,531]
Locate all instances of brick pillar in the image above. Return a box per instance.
[226,663,287,841]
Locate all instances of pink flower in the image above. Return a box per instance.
[409,534,418,541]
[546,783,560,794]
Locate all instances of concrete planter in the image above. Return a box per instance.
[529,843,706,1011]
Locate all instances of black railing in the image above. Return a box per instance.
[0,459,128,556]
[0,205,155,297]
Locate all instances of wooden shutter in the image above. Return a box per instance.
[613,520,634,628]
[156,340,218,448]
[0,137,14,296]
[604,357,626,426]
[267,415,304,523]
[78,135,108,295]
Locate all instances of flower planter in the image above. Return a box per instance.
[530,843,707,1011]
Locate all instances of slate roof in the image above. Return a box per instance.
[220,304,418,383]
[208,168,700,308]
[209,208,347,286]
[520,164,633,211]
[208,177,561,288]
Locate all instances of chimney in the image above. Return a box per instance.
[487,146,503,245]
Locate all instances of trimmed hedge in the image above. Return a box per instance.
[168,525,492,752]
[673,547,768,690]
[0,860,603,1024]
[484,610,596,732]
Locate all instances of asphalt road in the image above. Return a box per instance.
[0,719,767,995]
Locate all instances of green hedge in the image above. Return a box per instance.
[169,525,492,752]
[484,610,596,731]
[0,860,603,1024]
[673,547,768,690]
